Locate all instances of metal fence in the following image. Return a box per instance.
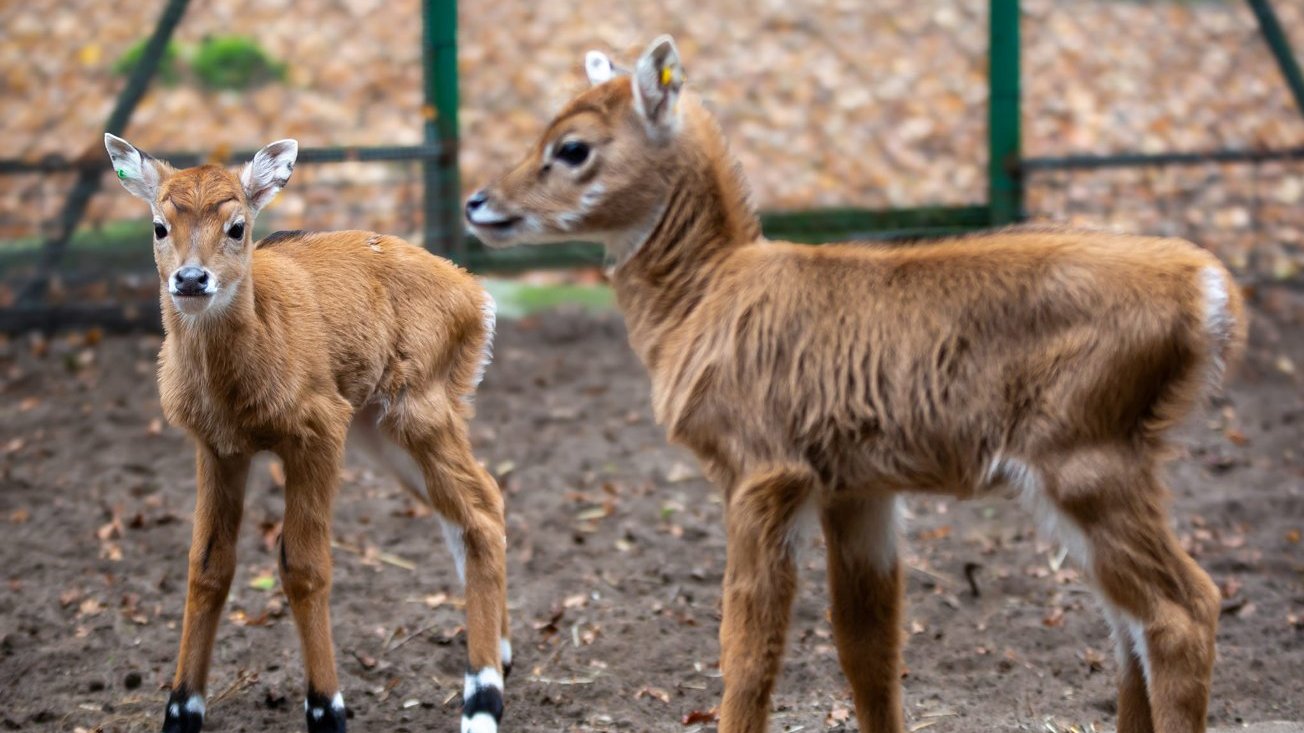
[1,0,1301,332]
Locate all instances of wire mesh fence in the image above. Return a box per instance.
[1020,0,1304,287]
[0,0,1301,331]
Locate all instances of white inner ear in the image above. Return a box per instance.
[631,36,683,131]
[240,139,298,214]
[585,51,614,86]
[104,133,161,201]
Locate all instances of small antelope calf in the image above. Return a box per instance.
[105,135,511,733]
[466,37,1246,733]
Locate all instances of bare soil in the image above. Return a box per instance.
[1,306,1301,732]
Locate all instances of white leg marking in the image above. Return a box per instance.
[463,667,504,699]
[863,495,903,574]
[304,691,345,719]
[463,713,499,733]
[184,694,205,717]
[168,703,181,718]
[996,455,1093,573]
[462,667,504,733]
[1124,613,1153,686]
[500,638,513,668]
[1105,605,1153,687]
[440,517,468,585]
[783,492,821,558]
[352,415,469,583]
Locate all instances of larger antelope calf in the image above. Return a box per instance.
[466,37,1246,733]
[104,135,510,733]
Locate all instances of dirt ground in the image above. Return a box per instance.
[1,305,1301,733]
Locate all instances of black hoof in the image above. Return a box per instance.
[160,687,204,733]
[305,690,347,733]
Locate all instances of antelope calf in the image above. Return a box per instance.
[105,134,511,733]
[465,37,1245,733]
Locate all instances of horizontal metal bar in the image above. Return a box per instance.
[761,205,992,242]
[0,301,162,333]
[0,143,451,175]
[1022,146,1304,172]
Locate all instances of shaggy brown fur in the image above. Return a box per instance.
[105,136,509,733]
[466,37,1245,733]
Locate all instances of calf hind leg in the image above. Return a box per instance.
[820,494,905,733]
[1104,607,1156,733]
[1054,459,1218,733]
[383,392,508,733]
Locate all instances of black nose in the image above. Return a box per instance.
[173,266,210,296]
[465,190,488,217]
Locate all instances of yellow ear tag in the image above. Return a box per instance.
[660,66,674,87]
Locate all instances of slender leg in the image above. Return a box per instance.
[820,494,905,733]
[384,390,508,733]
[163,446,250,733]
[717,466,815,733]
[1059,460,1219,733]
[1105,607,1156,733]
[280,437,348,733]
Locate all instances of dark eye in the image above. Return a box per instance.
[555,141,590,166]
[227,222,245,240]
[153,222,167,239]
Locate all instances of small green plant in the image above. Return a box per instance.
[112,39,182,85]
[192,35,287,90]
[111,35,287,91]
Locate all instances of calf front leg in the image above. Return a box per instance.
[163,446,250,733]
[280,438,348,733]
[718,465,815,733]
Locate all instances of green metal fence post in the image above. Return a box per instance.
[988,0,1023,226]
[1246,0,1304,119]
[422,0,462,254]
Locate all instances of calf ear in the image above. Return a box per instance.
[240,139,298,214]
[631,35,685,135]
[585,50,616,86]
[104,133,167,201]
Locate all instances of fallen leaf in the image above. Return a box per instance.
[634,686,670,703]
[918,525,952,541]
[825,705,852,727]
[249,573,277,592]
[681,709,718,725]
[665,462,698,483]
[60,587,83,608]
[1043,607,1065,628]
[1219,576,1242,600]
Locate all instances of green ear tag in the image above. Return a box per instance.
[116,168,128,179]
